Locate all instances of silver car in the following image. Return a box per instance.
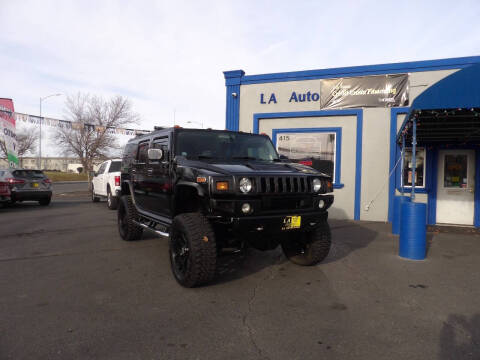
[0,169,52,206]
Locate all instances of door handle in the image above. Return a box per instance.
[131,169,136,173]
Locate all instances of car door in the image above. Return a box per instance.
[132,141,150,210]
[93,162,107,195]
[146,137,172,217]
[99,161,110,196]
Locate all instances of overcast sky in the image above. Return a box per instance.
[2,0,480,155]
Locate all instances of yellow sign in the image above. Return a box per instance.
[282,216,301,230]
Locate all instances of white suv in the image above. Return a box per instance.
[91,159,122,209]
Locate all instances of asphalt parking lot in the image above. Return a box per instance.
[1,183,479,360]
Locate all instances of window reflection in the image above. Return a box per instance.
[402,148,425,187]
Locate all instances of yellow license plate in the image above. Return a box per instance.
[282,215,301,230]
[32,183,39,188]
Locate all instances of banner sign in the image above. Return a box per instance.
[320,74,409,109]
[260,73,409,109]
[14,112,149,136]
[0,99,18,167]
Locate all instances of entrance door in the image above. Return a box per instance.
[436,150,475,225]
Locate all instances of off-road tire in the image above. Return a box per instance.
[39,197,51,206]
[91,185,100,203]
[281,221,331,266]
[169,213,217,287]
[117,195,143,241]
[107,188,118,210]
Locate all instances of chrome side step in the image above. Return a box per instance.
[133,220,169,238]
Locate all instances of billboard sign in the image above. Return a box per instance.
[0,98,18,167]
[320,74,409,109]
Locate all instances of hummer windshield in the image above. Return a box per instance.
[175,130,279,161]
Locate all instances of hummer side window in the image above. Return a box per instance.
[137,142,149,164]
[152,141,168,162]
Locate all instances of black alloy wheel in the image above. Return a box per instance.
[170,230,191,282]
[107,188,118,210]
[168,213,217,287]
[117,195,142,241]
[281,221,331,266]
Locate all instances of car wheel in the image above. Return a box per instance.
[107,188,118,210]
[39,197,51,206]
[117,195,143,241]
[169,213,217,287]
[281,221,331,266]
[91,185,100,202]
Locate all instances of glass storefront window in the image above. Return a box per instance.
[444,154,468,188]
[276,132,336,179]
[402,148,425,188]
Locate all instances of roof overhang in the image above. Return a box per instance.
[397,62,480,146]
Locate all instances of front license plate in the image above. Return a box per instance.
[282,215,301,230]
[32,183,39,188]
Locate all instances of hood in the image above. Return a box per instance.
[177,158,328,177]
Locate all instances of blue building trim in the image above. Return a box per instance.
[238,56,480,85]
[388,107,410,222]
[355,112,363,221]
[252,109,362,220]
[271,127,343,188]
[224,56,480,132]
[427,150,438,225]
[475,150,480,228]
[223,70,244,131]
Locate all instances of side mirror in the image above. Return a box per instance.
[148,148,163,161]
[89,171,96,177]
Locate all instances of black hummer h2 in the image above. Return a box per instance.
[117,127,334,287]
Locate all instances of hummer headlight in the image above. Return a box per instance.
[239,177,252,193]
[312,178,322,192]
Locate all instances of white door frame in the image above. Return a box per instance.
[436,149,475,225]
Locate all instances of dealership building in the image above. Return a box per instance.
[223,56,480,227]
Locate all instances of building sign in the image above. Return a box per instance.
[260,74,409,109]
[320,74,409,109]
[0,98,18,168]
[276,132,336,178]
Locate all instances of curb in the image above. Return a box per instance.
[53,181,89,185]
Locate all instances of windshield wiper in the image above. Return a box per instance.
[232,156,257,160]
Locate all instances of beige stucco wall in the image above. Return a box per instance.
[236,68,461,221]
[360,108,390,221]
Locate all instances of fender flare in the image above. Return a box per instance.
[120,180,137,205]
[175,180,206,197]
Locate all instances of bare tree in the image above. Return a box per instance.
[0,127,38,163]
[55,93,139,178]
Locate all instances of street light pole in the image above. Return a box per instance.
[38,93,62,169]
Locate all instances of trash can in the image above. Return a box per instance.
[392,195,411,235]
[399,201,427,260]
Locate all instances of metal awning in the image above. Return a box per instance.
[397,62,480,145]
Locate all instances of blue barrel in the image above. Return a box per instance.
[392,196,411,235]
[399,201,427,260]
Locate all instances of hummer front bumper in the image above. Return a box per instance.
[209,210,328,234]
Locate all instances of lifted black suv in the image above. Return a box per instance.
[117,127,334,287]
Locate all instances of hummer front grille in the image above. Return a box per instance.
[256,176,311,194]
